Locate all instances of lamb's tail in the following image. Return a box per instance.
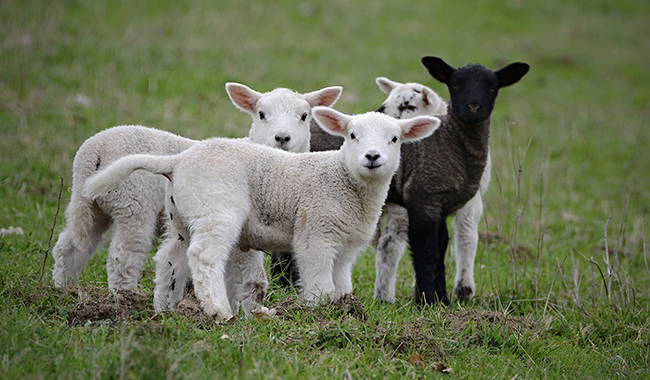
[82,153,180,200]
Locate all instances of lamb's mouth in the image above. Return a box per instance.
[366,163,382,170]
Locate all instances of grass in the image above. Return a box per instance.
[1,0,649,378]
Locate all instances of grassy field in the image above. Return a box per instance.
[2,0,649,378]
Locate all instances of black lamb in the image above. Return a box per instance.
[273,56,529,306]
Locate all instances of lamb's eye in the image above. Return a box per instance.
[452,85,460,91]
[489,87,496,93]
[300,112,308,121]
[259,111,266,120]
[350,133,356,140]
[391,136,398,143]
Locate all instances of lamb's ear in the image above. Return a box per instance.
[399,116,440,142]
[312,106,352,137]
[421,86,435,106]
[225,82,262,114]
[421,56,456,85]
[495,62,530,88]
[304,86,343,108]
[376,77,399,94]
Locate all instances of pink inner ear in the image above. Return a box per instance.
[377,78,395,94]
[228,86,259,113]
[309,88,342,107]
[404,119,436,140]
[317,112,346,135]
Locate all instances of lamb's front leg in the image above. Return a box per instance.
[452,191,483,301]
[332,251,356,297]
[408,211,450,306]
[373,203,409,303]
[294,246,336,303]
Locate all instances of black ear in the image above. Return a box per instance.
[421,56,456,85]
[495,62,530,88]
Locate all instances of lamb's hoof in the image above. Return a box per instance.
[373,294,396,304]
[251,307,277,322]
[202,304,235,322]
[453,285,474,301]
[415,292,450,307]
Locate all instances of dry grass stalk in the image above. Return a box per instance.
[39,177,63,284]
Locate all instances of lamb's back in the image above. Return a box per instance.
[73,125,196,188]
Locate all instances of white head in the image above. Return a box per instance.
[375,77,447,119]
[312,107,441,181]
[226,83,343,153]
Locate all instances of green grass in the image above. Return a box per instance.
[2,0,649,378]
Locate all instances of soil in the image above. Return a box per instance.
[64,286,151,326]
[271,293,367,323]
[21,284,537,362]
[445,308,536,337]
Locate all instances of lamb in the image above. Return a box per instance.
[371,76,494,303]
[381,56,528,305]
[307,57,529,306]
[51,83,342,300]
[272,76,449,285]
[82,107,441,320]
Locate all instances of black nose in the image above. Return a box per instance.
[467,104,481,113]
[275,133,291,144]
[365,153,380,163]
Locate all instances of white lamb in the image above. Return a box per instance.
[51,83,342,306]
[82,107,440,320]
[372,77,491,303]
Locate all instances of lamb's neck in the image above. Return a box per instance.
[336,155,392,215]
[447,112,491,159]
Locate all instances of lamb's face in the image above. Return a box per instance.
[445,65,499,125]
[374,78,446,120]
[312,108,440,182]
[249,89,312,153]
[343,114,405,180]
[421,56,530,126]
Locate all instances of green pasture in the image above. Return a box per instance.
[1,0,649,378]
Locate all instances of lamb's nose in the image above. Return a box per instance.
[467,104,481,113]
[275,133,291,144]
[365,152,381,163]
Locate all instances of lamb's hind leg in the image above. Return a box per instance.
[52,194,111,288]
[225,249,273,317]
[186,223,241,320]
[106,209,159,291]
[452,191,483,301]
[373,204,409,303]
[452,153,490,301]
[153,225,190,312]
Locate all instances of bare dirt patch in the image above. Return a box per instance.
[173,293,214,325]
[444,308,537,337]
[62,285,217,326]
[64,286,151,326]
[272,293,367,322]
